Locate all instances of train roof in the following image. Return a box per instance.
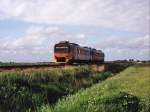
[58,41,69,44]
[70,43,79,46]
[98,50,102,52]
[56,41,79,46]
[56,41,103,52]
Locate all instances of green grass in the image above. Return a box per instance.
[39,65,150,112]
[0,66,113,112]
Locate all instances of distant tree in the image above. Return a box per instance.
[142,60,150,63]
[129,59,134,62]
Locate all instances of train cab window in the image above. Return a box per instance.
[55,46,69,53]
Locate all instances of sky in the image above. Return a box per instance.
[0,0,149,62]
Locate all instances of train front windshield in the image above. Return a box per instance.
[55,46,69,53]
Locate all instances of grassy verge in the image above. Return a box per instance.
[0,66,113,112]
[39,65,150,112]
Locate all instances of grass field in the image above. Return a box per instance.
[0,66,113,112]
[39,65,150,112]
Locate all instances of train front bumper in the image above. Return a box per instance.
[54,53,70,63]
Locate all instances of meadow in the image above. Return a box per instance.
[0,64,149,112]
[0,66,113,112]
[39,65,150,112]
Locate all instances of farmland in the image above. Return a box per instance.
[0,64,149,112]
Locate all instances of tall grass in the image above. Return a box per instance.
[39,65,150,112]
[0,66,113,112]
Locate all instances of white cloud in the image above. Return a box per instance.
[0,25,89,62]
[95,35,150,60]
[0,0,149,62]
[0,24,149,62]
[76,34,86,39]
[0,0,149,33]
[95,35,149,49]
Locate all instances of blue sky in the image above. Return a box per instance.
[0,0,149,62]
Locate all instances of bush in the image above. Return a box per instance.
[0,84,45,112]
[95,92,139,112]
[91,72,113,83]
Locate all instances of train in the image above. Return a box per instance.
[54,41,105,64]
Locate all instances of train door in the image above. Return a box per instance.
[72,46,78,60]
[71,45,76,60]
[91,50,93,62]
[76,47,79,60]
[90,49,92,62]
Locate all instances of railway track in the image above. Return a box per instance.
[0,63,63,72]
[0,63,105,72]
[0,62,128,73]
